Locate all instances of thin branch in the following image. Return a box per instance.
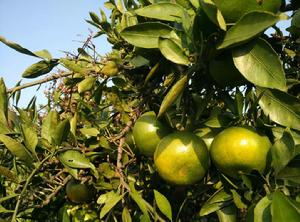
[7,71,73,93]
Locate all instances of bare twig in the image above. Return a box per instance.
[116,137,130,191]
[7,71,73,93]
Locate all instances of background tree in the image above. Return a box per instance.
[0,0,300,221]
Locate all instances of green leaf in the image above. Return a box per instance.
[34,49,52,60]
[59,150,94,169]
[0,166,18,183]
[78,77,96,94]
[122,207,132,222]
[272,127,300,145]
[0,134,33,166]
[121,12,138,30]
[135,3,184,22]
[154,190,172,221]
[129,182,151,222]
[272,191,300,222]
[79,127,100,137]
[22,59,58,79]
[218,11,280,49]
[158,75,188,118]
[199,188,233,216]
[0,78,8,126]
[216,204,237,222]
[41,110,59,143]
[277,166,300,185]
[52,119,70,146]
[199,0,226,31]
[158,38,189,65]
[233,38,286,91]
[60,58,92,75]
[257,88,300,131]
[253,195,272,222]
[144,63,160,84]
[231,190,247,209]
[271,131,296,174]
[100,192,124,219]
[21,123,38,156]
[0,35,39,58]
[120,22,173,48]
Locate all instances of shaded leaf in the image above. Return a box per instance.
[78,77,96,94]
[158,75,188,118]
[277,166,300,185]
[154,190,172,221]
[219,11,280,49]
[100,191,124,219]
[257,88,300,131]
[0,78,8,126]
[272,131,296,174]
[158,38,189,65]
[0,134,33,166]
[41,110,58,143]
[52,119,70,146]
[231,190,247,209]
[22,59,58,78]
[199,0,226,31]
[216,204,237,222]
[144,63,160,84]
[233,39,286,91]
[0,166,18,183]
[135,3,184,22]
[21,123,38,156]
[122,207,132,222]
[200,188,232,216]
[272,127,300,145]
[254,195,272,222]
[120,22,173,48]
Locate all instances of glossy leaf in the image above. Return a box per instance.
[135,3,184,22]
[271,131,296,174]
[22,59,58,78]
[254,196,272,222]
[122,207,132,222]
[21,123,38,156]
[129,182,151,222]
[52,119,70,146]
[158,38,189,65]
[199,0,226,31]
[0,78,8,126]
[272,191,300,222]
[218,11,280,49]
[59,150,94,169]
[120,22,173,48]
[154,190,172,221]
[100,192,124,219]
[144,63,160,84]
[0,134,33,166]
[199,188,232,216]
[158,75,188,118]
[0,35,39,58]
[233,39,286,91]
[41,110,58,143]
[257,88,300,131]
[216,204,237,222]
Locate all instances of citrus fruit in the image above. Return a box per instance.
[154,131,210,185]
[133,111,169,157]
[194,127,221,150]
[209,53,246,87]
[210,127,272,178]
[101,61,119,76]
[66,180,95,203]
[213,0,282,23]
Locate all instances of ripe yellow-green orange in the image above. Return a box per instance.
[66,180,95,204]
[194,127,221,150]
[213,0,282,23]
[210,127,272,178]
[133,111,169,157]
[154,132,210,185]
[209,53,246,87]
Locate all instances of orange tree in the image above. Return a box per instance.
[0,0,300,221]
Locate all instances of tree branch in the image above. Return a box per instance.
[7,71,73,93]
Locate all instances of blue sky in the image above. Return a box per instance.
[0,0,111,106]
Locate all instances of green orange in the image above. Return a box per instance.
[213,0,282,23]
[66,180,95,204]
[154,132,210,185]
[210,127,272,178]
[133,111,169,157]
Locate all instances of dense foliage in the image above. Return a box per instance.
[0,0,300,221]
